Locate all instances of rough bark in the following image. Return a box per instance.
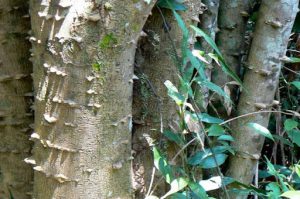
[210,0,252,117]
[132,1,202,198]
[0,1,33,198]
[194,0,220,111]
[226,0,298,198]
[29,0,156,198]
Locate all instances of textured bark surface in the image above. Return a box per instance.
[211,0,252,117]
[132,1,202,198]
[0,1,33,198]
[194,0,219,111]
[132,9,180,198]
[226,0,298,198]
[30,0,156,198]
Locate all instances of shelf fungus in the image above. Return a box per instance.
[87,89,97,95]
[24,158,36,165]
[44,114,58,123]
[86,76,95,82]
[30,132,41,140]
[265,20,283,28]
[54,174,71,183]
[112,161,123,170]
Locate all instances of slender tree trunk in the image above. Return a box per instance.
[194,0,220,112]
[226,0,298,198]
[132,1,202,197]
[211,0,252,117]
[0,1,33,198]
[29,0,156,198]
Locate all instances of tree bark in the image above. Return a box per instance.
[30,0,156,198]
[0,1,33,198]
[132,1,202,197]
[194,0,220,112]
[226,0,298,198]
[211,0,252,117]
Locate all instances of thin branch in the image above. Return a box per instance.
[283,66,300,76]
[220,110,298,126]
[146,167,156,197]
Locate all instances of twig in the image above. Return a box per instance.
[146,167,156,197]
[283,66,300,76]
[254,161,259,199]
[220,110,297,126]
[156,5,181,68]
[171,137,197,161]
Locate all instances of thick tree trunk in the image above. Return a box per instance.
[132,1,202,197]
[0,1,33,198]
[211,0,252,117]
[226,0,298,198]
[29,0,155,198]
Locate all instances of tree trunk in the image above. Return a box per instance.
[226,0,298,198]
[132,1,202,197]
[194,0,220,112]
[0,1,33,198]
[29,0,156,198]
[211,0,252,117]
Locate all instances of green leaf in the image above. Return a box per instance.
[201,153,228,169]
[287,130,300,147]
[247,123,274,141]
[163,130,184,146]
[164,80,185,106]
[217,135,234,142]
[293,164,300,178]
[188,150,207,165]
[194,113,224,124]
[153,147,174,183]
[291,81,300,90]
[157,0,187,11]
[199,81,230,101]
[266,182,281,199]
[188,50,207,80]
[188,150,228,168]
[161,178,189,199]
[281,191,300,199]
[172,10,189,36]
[208,124,225,136]
[285,57,300,63]
[190,25,242,86]
[8,189,14,199]
[92,63,101,71]
[284,119,299,131]
[266,158,289,192]
[188,181,209,199]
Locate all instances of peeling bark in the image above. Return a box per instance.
[226,0,298,198]
[0,1,33,198]
[211,0,252,117]
[30,0,156,198]
[132,1,202,197]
